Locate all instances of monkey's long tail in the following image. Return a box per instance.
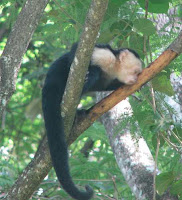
[42,85,93,200]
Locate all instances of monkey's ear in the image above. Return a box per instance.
[119,49,130,62]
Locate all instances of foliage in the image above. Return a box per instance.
[0,0,182,199]
[0,153,16,189]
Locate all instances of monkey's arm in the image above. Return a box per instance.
[105,79,124,91]
[82,66,102,93]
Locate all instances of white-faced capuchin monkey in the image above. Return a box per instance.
[42,43,142,200]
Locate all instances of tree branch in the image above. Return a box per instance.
[98,94,178,200]
[70,31,182,141]
[4,137,52,200]
[62,0,109,135]
[0,0,49,120]
[6,29,181,200]
[4,0,109,199]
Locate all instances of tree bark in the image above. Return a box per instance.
[4,0,109,199]
[97,93,178,200]
[98,94,155,199]
[0,0,49,120]
[2,0,182,198]
[5,30,181,200]
[71,31,182,140]
[4,137,52,200]
[62,0,109,135]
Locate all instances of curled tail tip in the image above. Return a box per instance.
[66,184,94,200]
[85,185,94,199]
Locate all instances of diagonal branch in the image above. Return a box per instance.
[70,31,182,141]
[6,30,181,200]
[4,1,109,199]
[62,0,109,135]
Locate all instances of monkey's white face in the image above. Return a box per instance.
[117,50,142,85]
[91,47,142,85]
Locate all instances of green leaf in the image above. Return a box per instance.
[98,30,116,43]
[25,98,41,121]
[79,122,108,144]
[156,171,175,195]
[178,4,182,18]
[108,20,133,41]
[111,0,129,4]
[134,18,156,36]
[170,180,182,195]
[149,0,171,4]
[173,124,182,138]
[170,123,182,144]
[152,74,175,96]
[129,33,145,58]
[110,20,132,34]
[152,133,165,149]
[138,0,169,13]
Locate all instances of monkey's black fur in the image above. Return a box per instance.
[42,44,140,200]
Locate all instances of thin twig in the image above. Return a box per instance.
[153,133,160,200]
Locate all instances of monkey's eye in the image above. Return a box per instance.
[134,68,142,75]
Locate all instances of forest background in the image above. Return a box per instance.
[0,0,182,199]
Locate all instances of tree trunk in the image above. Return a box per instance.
[0,0,49,120]
[4,137,52,200]
[97,92,178,200]
[4,0,109,199]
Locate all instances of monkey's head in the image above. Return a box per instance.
[116,49,142,85]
